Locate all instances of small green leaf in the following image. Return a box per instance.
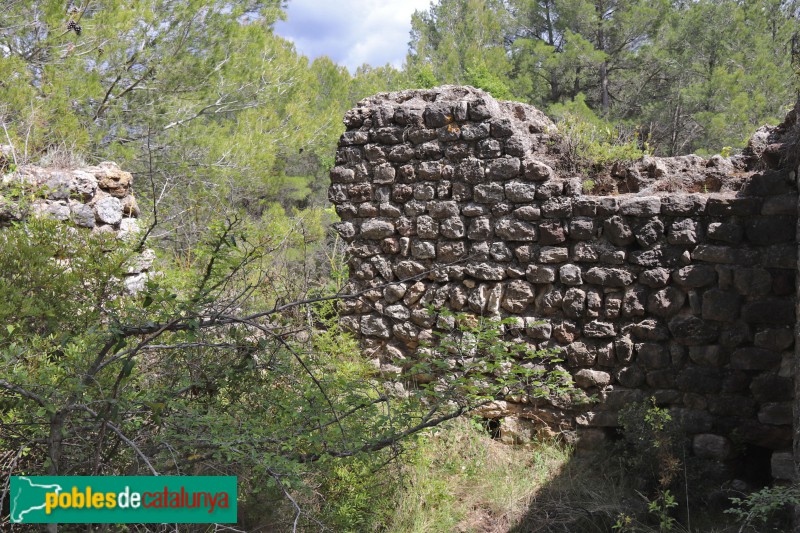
[121,358,136,378]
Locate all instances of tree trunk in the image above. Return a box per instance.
[600,61,609,114]
[596,1,609,114]
[46,411,65,533]
[794,169,800,531]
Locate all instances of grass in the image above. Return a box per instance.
[375,417,782,533]
[384,418,571,533]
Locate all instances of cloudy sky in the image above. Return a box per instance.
[274,0,433,72]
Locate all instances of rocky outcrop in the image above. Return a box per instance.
[329,85,797,483]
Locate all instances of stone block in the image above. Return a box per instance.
[745,216,795,245]
[539,247,569,263]
[495,219,537,241]
[771,452,795,480]
[526,264,556,283]
[637,343,670,369]
[693,434,732,460]
[575,369,612,388]
[668,315,719,345]
[640,268,671,288]
[584,321,616,338]
[753,328,794,351]
[701,289,741,321]
[647,287,686,317]
[584,267,635,287]
[750,373,793,402]
[742,299,794,325]
[619,196,660,216]
[758,402,792,425]
[615,366,645,388]
[673,265,716,288]
[559,264,583,285]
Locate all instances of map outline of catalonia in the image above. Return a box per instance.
[10,476,63,523]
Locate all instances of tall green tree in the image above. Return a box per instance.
[633,0,796,154]
[407,0,514,98]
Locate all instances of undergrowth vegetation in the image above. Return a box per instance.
[385,418,570,533]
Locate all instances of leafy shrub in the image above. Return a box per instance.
[726,484,800,531]
[549,93,650,173]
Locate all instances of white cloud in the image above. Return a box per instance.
[275,0,432,72]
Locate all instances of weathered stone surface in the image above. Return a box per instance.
[440,217,465,239]
[562,288,586,318]
[575,369,612,388]
[603,215,634,245]
[526,265,556,283]
[661,195,706,215]
[495,219,537,241]
[504,180,537,202]
[539,246,569,263]
[559,264,583,285]
[741,299,794,325]
[622,288,647,317]
[692,245,741,264]
[428,200,460,219]
[95,195,123,225]
[745,216,795,244]
[466,262,507,281]
[384,304,410,321]
[619,196,660,216]
[639,268,671,288]
[730,347,782,370]
[754,328,794,351]
[70,203,96,228]
[637,343,670,369]
[541,197,572,218]
[693,434,732,460]
[668,315,719,345]
[474,182,504,203]
[647,287,686,317]
[360,315,390,338]
[522,159,553,181]
[629,246,683,268]
[584,320,616,338]
[701,289,741,322]
[668,218,697,245]
[565,342,596,367]
[635,218,665,247]
[771,452,795,481]
[733,268,771,297]
[673,265,716,288]
[706,222,742,243]
[615,366,645,388]
[758,402,792,425]
[706,197,760,216]
[677,366,722,393]
[525,318,552,339]
[361,219,395,239]
[538,220,566,244]
[501,280,535,313]
[584,267,635,287]
[569,218,595,240]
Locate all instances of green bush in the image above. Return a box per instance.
[549,93,650,173]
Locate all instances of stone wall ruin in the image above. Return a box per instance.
[328,86,799,484]
[0,159,152,290]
